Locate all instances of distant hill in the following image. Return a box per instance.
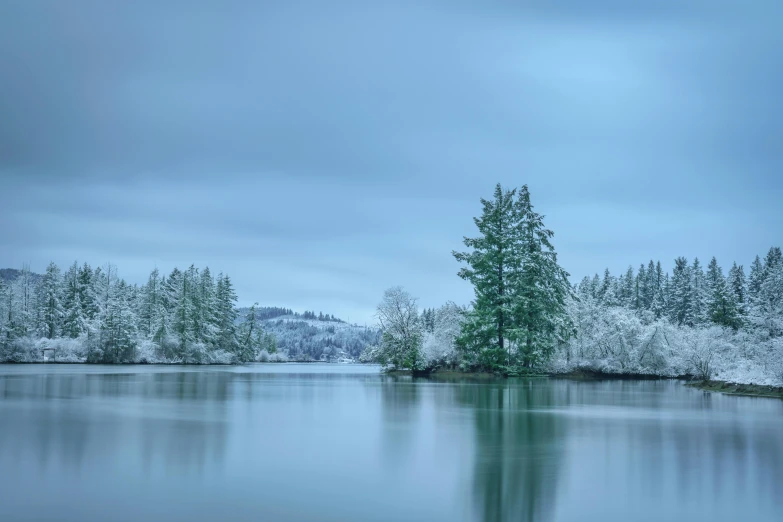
[236,307,380,361]
[0,268,42,285]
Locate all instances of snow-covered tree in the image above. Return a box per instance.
[215,274,239,354]
[705,257,740,329]
[374,286,423,370]
[421,302,465,368]
[62,262,87,338]
[36,261,63,339]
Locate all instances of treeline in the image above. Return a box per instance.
[580,248,782,334]
[301,310,342,322]
[367,184,783,385]
[0,262,277,364]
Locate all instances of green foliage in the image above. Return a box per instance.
[454,184,572,371]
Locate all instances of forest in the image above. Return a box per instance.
[0,264,269,363]
[0,262,381,364]
[367,184,783,386]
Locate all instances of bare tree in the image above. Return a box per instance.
[375,286,423,370]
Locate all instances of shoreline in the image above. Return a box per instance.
[384,367,783,399]
[4,362,781,399]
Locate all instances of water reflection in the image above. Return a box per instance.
[0,366,781,522]
[0,371,232,477]
[456,380,567,522]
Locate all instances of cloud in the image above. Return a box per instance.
[1,0,781,322]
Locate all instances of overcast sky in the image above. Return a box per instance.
[1,0,781,323]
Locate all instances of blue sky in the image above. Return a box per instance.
[1,0,781,323]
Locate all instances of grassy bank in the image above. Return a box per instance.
[684,380,783,399]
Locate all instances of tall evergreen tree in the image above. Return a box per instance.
[620,266,635,308]
[453,184,517,369]
[668,257,692,326]
[650,261,666,319]
[509,186,572,367]
[139,268,161,338]
[62,262,86,338]
[215,274,239,353]
[688,258,705,325]
[635,264,647,310]
[37,262,63,339]
[454,184,571,370]
[727,262,747,321]
[705,257,740,329]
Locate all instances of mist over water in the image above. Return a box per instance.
[0,364,781,522]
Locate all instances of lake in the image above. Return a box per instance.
[0,364,781,522]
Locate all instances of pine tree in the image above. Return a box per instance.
[196,267,218,346]
[453,184,517,369]
[756,249,783,337]
[705,257,740,329]
[620,266,635,308]
[689,258,706,325]
[139,268,161,338]
[509,186,571,367]
[62,262,87,338]
[238,303,262,362]
[668,257,692,326]
[37,262,63,339]
[597,268,612,303]
[454,184,571,370]
[78,263,99,322]
[0,280,12,353]
[727,262,747,321]
[650,261,666,319]
[97,279,137,363]
[635,264,647,310]
[173,266,198,356]
[215,274,239,353]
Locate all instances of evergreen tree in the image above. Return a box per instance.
[0,280,12,353]
[597,268,612,303]
[643,260,656,309]
[238,303,263,362]
[454,184,571,370]
[705,257,740,329]
[173,266,198,356]
[215,274,239,353]
[453,184,517,369]
[650,261,666,319]
[689,258,706,325]
[590,274,601,300]
[668,257,692,326]
[37,262,63,339]
[727,262,747,320]
[62,262,87,338]
[755,249,783,337]
[748,255,765,303]
[95,279,137,363]
[510,186,571,366]
[620,266,635,308]
[196,267,218,346]
[139,268,161,338]
[635,264,647,310]
[78,263,99,322]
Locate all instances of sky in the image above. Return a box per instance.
[1,0,781,324]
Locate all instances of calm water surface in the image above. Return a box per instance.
[0,364,781,522]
